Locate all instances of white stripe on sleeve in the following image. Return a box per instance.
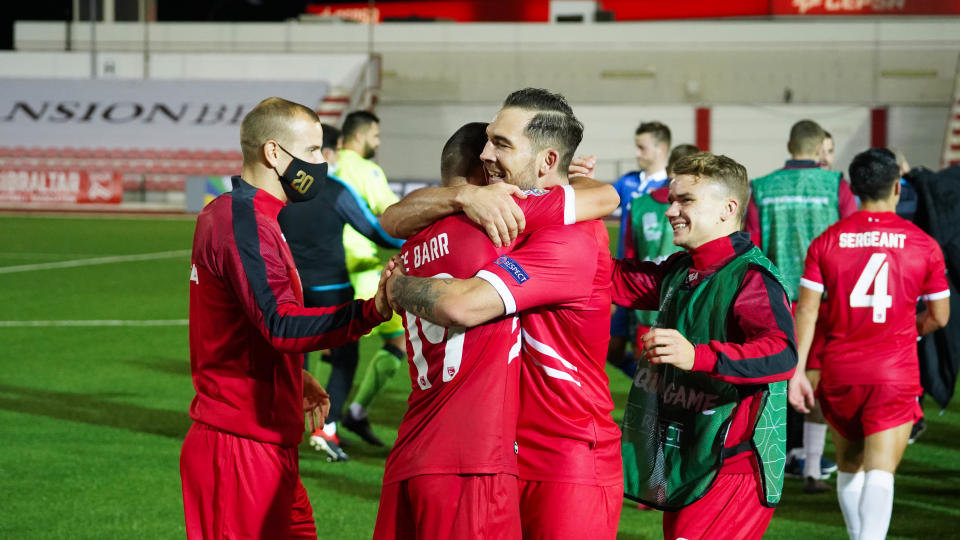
[799,277,824,293]
[921,289,951,301]
[476,269,517,315]
[562,184,576,225]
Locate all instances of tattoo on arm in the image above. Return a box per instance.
[391,276,456,322]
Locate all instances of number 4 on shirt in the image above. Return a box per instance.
[849,253,893,323]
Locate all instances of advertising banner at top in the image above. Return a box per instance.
[0,79,328,150]
[773,0,960,15]
[306,0,960,21]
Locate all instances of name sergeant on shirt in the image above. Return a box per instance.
[838,231,906,249]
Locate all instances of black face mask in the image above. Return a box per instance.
[274,144,328,202]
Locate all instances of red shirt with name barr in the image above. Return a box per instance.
[384,186,576,484]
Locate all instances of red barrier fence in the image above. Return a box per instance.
[306,0,960,22]
[0,169,123,204]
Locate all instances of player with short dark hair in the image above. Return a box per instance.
[372,120,619,539]
[636,120,672,146]
[790,147,950,540]
[384,90,624,539]
[612,151,797,540]
[340,110,380,154]
[492,87,584,185]
[788,119,825,156]
[182,97,392,539]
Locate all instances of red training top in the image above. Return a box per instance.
[188,177,385,447]
[611,232,797,471]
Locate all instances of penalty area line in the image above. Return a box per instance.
[0,319,189,327]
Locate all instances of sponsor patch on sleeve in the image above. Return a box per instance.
[495,255,530,284]
[521,189,549,197]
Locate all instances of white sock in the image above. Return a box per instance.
[323,421,337,436]
[349,402,368,420]
[859,470,894,540]
[789,447,805,460]
[837,471,865,539]
[803,421,828,478]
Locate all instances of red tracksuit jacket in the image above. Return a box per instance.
[188,177,385,447]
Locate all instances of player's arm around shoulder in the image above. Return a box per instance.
[380,182,526,247]
[568,176,620,220]
[385,267,504,328]
[567,154,620,219]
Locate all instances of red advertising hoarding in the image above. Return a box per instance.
[306,1,548,23]
[306,0,960,21]
[599,0,770,20]
[0,169,123,204]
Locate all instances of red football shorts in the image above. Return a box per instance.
[180,422,316,540]
[816,383,922,440]
[373,473,521,540]
[518,480,622,540]
[662,470,774,540]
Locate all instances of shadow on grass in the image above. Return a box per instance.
[0,383,190,439]
[298,466,384,503]
[911,417,960,453]
[127,356,190,377]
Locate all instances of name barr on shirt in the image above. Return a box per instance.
[838,231,906,249]
[402,232,450,270]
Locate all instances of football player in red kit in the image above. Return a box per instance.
[372,120,618,540]
[373,117,619,539]
[385,89,623,539]
[182,98,393,540]
[789,148,950,540]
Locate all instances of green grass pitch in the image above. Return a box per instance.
[1,213,958,539]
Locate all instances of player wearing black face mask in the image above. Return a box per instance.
[273,143,329,203]
[181,97,394,539]
[277,123,404,461]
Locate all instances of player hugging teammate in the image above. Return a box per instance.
[182,90,948,540]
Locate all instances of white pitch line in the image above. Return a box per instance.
[0,249,191,274]
[0,319,188,327]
